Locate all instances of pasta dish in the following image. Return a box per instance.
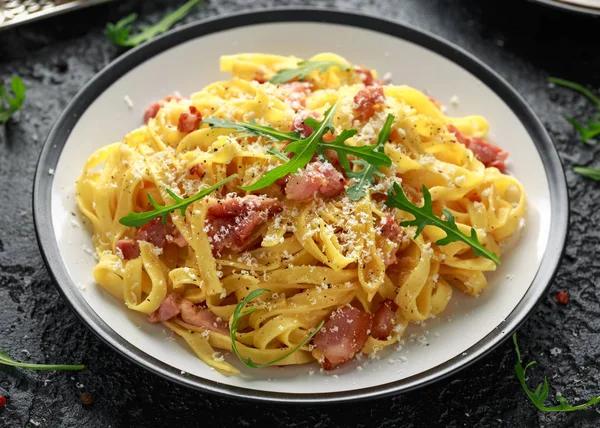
[76,53,526,374]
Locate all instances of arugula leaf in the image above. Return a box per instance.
[564,117,600,142]
[230,288,324,368]
[0,351,84,371]
[270,60,351,84]
[0,76,27,124]
[513,334,600,412]
[204,104,393,193]
[548,77,600,143]
[266,147,290,163]
[574,166,600,181]
[385,183,500,263]
[119,174,236,227]
[202,117,301,142]
[549,78,600,108]
[105,0,202,48]
[104,13,137,46]
[320,132,391,172]
[239,103,340,191]
[346,114,395,200]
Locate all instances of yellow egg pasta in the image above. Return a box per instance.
[76,53,526,374]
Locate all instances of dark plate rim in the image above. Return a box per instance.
[33,7,569,404]
[529,0,600,16]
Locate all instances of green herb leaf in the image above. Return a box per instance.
[119,174,237,227]
[548,77,600,143]
[549,78,600,108]
[574,166,600,181]
[385,183,500,264]
[105,0,202,48]
[346,114,395,200]
[266,147,290,163]
[229,288,324,368]
[0,76,27,124]
[239,103,339,191]
[204,104,393,194]
[269,60,351,84]
[565,117,600,142]
[104,13,137,46]
[513,334,600,412]
[0,351,84,371]
[323,136,391,171]
[202,117,301,142]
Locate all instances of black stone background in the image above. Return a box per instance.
[1,0,599,427]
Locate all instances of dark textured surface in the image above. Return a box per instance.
[0,0,599,427]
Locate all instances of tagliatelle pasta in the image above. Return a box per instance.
[76,52,526,374]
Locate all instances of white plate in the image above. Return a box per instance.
[33,9,568,403]
[531,0,600,15]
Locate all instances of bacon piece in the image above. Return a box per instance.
[281,81,313,111]
[447,125,509,173]
[115,239,140,260]
[148,293,183,323]
[470,138,509,172]
[205,195,282,256]
[136,218,173,248]
[180,299,229,334]
[285,161,346,200]
[288,113,341,169]
[291,110,319,137]
[353,86,385,121]
[428,96,442,110]
[371,299,398,340]
[147,293,229,334]
[117,217,188,259]
[177,105,203,134]
[143,95,183,124]
[313,305,373,370]
[379,213,404,266]
[354,66,376,86]
[208,195,281,217]
[380,213,402,242]
[189,164,204,178]
[166,233,188,248]
[144,103,161,125]
[322,149,341,170]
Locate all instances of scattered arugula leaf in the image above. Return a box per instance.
[385,183,500,263]
[202,117,301,142]
[0,351,84,371]
[346,113,395,200]
[0,76,27,124]
[269,60,351,84]
[105,0,202,47]
[574,166,600,181]
[230,288,324,368]
[549,78,600,108]
[513,334,600,412]
[104,13,137,46]
[548,77,600,142]
[119,174,237,227]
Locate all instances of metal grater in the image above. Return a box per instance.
[0,0,114,30]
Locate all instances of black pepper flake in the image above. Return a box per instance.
[56,58,69,73]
